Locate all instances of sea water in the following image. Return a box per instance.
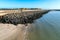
[17,11,60,40]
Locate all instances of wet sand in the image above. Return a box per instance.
[0,23,37,40]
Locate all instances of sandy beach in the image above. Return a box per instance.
[0,23,37,40]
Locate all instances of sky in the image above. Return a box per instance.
[0,0,60,9]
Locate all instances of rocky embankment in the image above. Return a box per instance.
[0,10,49,25]
[0,10,50,40]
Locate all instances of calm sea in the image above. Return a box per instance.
[32,11,60,40]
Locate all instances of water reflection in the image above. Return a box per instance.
[33,11,60,40]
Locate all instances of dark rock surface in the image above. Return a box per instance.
[0,10,50,25]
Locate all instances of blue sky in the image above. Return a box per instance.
[0,0,60,9]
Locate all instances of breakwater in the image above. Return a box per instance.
[0,10,49,25]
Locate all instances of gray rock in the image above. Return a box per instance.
[0,10,49,25]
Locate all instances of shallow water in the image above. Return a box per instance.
[33,11,60,40]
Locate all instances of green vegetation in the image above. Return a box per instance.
[0,8,41,10]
